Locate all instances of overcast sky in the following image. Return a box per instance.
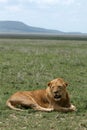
[0,0,87,33]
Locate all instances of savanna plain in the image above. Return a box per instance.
[0,38,87,130]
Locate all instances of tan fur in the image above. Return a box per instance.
[6,78,76,112]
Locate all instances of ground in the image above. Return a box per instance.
[0,38,87,130]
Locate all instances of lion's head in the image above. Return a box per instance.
[47,78,68,101]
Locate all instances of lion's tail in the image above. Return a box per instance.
[6,100,23,111]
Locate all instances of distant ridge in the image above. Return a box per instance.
[0,21,63,34]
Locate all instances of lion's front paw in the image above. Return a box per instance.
[70,104,77,111]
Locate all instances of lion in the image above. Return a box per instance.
[6,78,76,112]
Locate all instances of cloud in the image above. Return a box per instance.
[62,0,74,5]
[5,5,21,12]
[24,0,74,4]
[0,0,8,3]
[5,0,75,8]
[0,0,76,10]
[0,0,77,14]
[28,0,75,9]
[25,0,75,6]
[0,0,76,6]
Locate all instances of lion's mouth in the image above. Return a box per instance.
[54,95,61,100]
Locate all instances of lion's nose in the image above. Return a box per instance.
[54,91,58,94]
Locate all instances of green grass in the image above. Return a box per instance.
[0,39,87,130]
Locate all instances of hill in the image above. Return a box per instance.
[0,21,63,34]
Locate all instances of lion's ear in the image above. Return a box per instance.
[65,82,68,87]
[48,82,52,87]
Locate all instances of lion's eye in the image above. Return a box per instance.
[51,86,54,89]
[58,86,62,89]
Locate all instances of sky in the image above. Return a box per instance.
[0,0,87,33]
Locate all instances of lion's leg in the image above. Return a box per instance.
[70,104,76,111]
[33,105,54,112]
[24,96,54,112]
[6,94,54,112]
[54,104,76,112]
[6,99,24,111]
[6,93,37,111]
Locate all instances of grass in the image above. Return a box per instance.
[0,39,87,130]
